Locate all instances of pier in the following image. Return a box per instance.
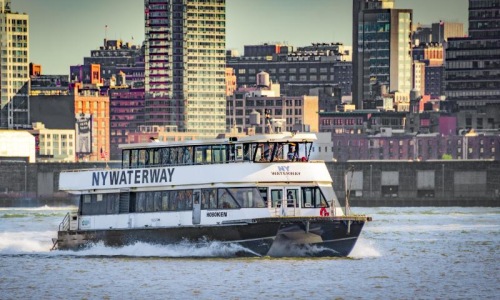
[0,160,499,207]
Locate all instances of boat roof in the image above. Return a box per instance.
[119,132,318,150]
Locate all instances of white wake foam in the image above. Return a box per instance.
[349,237,381,258]
[54,241,256,258]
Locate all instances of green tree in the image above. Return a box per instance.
[441,154,452,160]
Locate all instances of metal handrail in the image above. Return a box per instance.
[59,212,70,231]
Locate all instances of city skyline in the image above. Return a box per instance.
[15,0,468,75]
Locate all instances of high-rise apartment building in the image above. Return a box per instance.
[144,0,226,138]
[445,0,500,110]
[352,0,413,109]
[0,0,29,129]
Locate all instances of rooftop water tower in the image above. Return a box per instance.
[256,71,270,88]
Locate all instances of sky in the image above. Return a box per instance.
[13,0,468,75]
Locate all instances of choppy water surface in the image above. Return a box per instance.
[0,206,498,299]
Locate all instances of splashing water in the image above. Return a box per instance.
[349,236,381,258]
[52,240,259,258]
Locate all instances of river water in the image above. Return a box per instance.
[0,206,498,299]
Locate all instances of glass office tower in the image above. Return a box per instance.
[353,0,412,108]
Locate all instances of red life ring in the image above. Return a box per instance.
[320,207,329,217]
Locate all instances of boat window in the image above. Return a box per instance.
[167,190,193,210]
[301,187,328,208]
[195,146,212,164]
[270,189,283,207]
[212,145,227,163]
[287,143,299,161]
[227,188,266,208]
[169,191,179,210]
[177,147,184,165]
[96,194,103,202]
[253,144,263,161]
[286,189,298,207]
[146,192,154,212]
[263,143,274,161]
[302,188,314,208]
[201,188,217,209]
[83,194,91,203]
[122,150,130,168]
[218,188,240,209]
[243,144,252,161]
[315,188,328,207]
[258,187,268,206]
[129,193,136,213]
[235,144,243,161]
[176,190,193,210]
[136,192,146,212]
[158,148,168,165]
[273,143,284,161]
[130,149,139,168]
[152,148,161,166]
[167,191,179,211]
[132,190,193,212]
[161,192,170,210]
[138,149,147,167]
[81,194,107,215]
[106,193,120,214]
[144,149,153,166]
[181,146,193,165]
[226,144,236,161]
[169,147,178,165]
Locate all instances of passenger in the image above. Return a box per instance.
[209,192,216,209]
[201,193,207,209]
[287,191,295,207]
[287,144,296,161]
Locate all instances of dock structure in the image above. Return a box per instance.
[0,160,499,207]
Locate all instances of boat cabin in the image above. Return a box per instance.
[119,133,316,169]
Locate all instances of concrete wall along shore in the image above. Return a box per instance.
[0,161,499,207]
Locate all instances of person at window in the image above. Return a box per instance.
[287,191,295,207]
[288,144,298,161]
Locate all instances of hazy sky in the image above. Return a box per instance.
[14,0,468,75]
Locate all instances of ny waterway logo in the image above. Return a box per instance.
[271,166,301,176]
[91,168,175,186]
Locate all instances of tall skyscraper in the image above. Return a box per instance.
[144,0,226,138]
[445,0,500,109]
[0,0,30,129]
[352,0,413,109]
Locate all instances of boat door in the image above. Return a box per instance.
[192,190,201,225]
[269,187,300,216]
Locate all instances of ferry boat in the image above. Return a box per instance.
[53,132,371,257]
